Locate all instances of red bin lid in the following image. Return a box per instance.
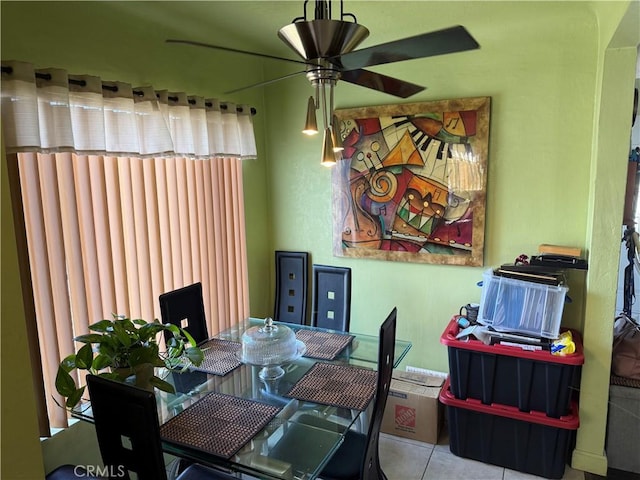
[438,377,580,429]
[440,317,584,365]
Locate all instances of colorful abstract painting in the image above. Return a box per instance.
[332,97,490,266]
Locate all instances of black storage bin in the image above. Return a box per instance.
[440,317,583,418]
[439,377,579,479]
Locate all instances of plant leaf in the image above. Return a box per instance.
[180,328,198,347]
[74,333,106,344]
[89,319,113,333]
[112,321,132,347]
[75,343,94,369]
[137,322,164,342]
[128,344,160,366]
[112,368,133,381]
[55,367,77,397]
[119,317,136,329]
[92,353,112,371]
[163,356,185,370]
[185,347,204,366]
[151,356,166,367]
[149,376,176,394]
[65,387,85,409]
[59,354,77,372]
[97,335,119,356]
[166,343,183,359]
[164,323,181,337]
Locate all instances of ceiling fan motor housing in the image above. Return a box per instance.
[278,19,369,61]
[167,1,479,101]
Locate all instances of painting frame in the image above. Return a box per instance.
[331,96,491,266]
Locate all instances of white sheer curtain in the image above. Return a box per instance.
[1,61,257,158]
[1,60,255,429]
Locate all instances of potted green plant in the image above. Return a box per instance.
[55,314,205,408]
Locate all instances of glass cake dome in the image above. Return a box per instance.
[239,318,305,380]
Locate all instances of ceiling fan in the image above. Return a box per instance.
[167,0,480,166]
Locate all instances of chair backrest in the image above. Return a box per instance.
[159,282,208,345]
[361,307,397,480]
[274,251,309,325]
[311,264,352,331]
[86,375,167,480]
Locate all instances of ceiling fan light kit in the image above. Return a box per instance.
[321,127,337,167]
[167,0,480,166]
[303,96,319,135]
[331,115,344,153]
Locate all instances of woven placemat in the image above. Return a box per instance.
[192,339,241,376]
[611,374,640,389]
[285,362,377,411]
[296,330,354,360]
[160,392,280,459]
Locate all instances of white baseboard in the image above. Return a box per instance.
[405,365,448,378]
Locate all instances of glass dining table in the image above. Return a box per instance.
[72,317,412,480]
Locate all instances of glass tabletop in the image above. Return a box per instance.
[72,318,412,480]
[218,318,412,369]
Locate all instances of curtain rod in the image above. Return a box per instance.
[1,66,257,115]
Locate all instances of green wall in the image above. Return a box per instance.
[259,1,639,475]
[264,0,601,358]
[1,132,46,479]
[1,1,638,477]
[575,0,640,469]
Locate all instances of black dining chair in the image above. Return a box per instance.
[311,264,352,331]
[274,251,309,325]
[86,375,238,480]
[270,307,397,480]
[159,282,209,345]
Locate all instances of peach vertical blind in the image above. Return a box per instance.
[1,60,253,428]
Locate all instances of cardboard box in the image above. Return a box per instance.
[381,370,445,444]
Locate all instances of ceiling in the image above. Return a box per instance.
[2,1,637,91]
[111,1,475,60]
[104,1,592,68]
[86,2,572,86]
[104,1,640,84]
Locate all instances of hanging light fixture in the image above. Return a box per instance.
[331,115,344,153]
[321,128,337,167]
[306,64,341,166]
[172,0,482,167]
[279,0,362,166]
[302,96,318,135]
[318,77,337,167]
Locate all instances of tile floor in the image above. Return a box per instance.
[378,431,586,480]
[170,431,639,480]
[169,421,639,480]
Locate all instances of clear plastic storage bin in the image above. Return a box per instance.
[478,269,568,339]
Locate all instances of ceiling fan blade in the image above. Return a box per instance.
[329,26,479,71]
[166,39,309,66]
[224,71,307,94]
[340,69,425,98]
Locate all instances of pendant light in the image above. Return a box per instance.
[321,128,337,167]
[302,96,318,135]
[331,114,343,153]
[306,65,341,166]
